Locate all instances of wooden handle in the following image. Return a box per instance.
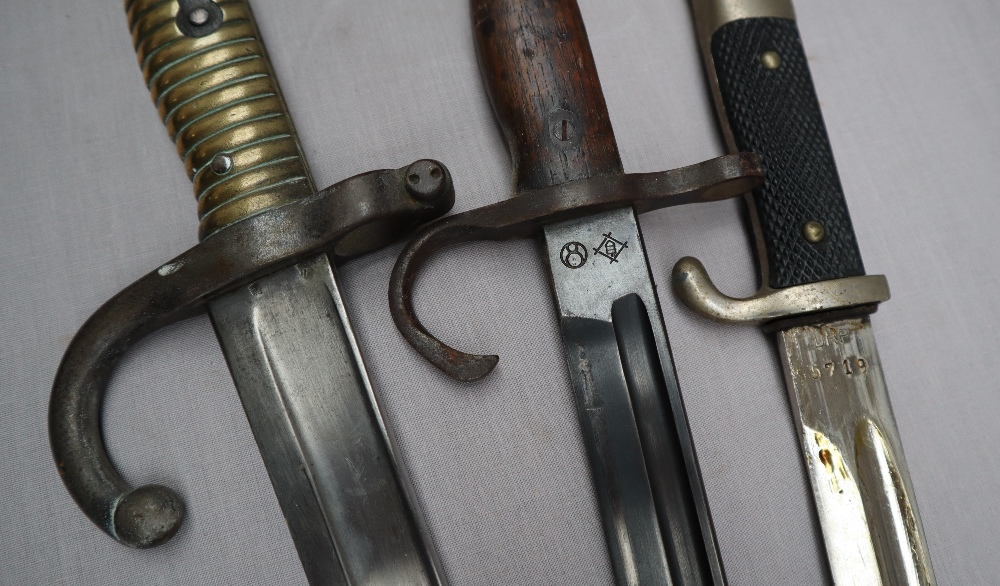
[472,0,622,193]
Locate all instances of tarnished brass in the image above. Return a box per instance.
[672,257,889,324]
[128,0,312,238]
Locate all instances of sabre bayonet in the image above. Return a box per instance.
[675,1,936,584]
[389,0,765,583]
[49,1,452,583]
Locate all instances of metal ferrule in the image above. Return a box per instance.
[128,0,313,238]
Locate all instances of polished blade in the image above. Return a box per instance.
[208,253,441,586]
[543,208,724,586]
[778,317,934,586]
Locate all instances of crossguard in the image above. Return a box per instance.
[50,160,453,548]
[672,257,890,324]
[389,152,763,381]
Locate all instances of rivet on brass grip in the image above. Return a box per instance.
[127,0,314,239]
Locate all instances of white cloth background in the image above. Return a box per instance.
[2,0,997,584]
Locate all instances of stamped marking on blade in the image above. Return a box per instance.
[560,242,589,269]
[594,232,628,264]
[780,318,935,585]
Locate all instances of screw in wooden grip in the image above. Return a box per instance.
[127,0,314,239]
[709,16,865,289]
[472,0,622,193]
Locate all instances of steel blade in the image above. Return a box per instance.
[543,208,724,586]
[209,254,441,586]
[778,317,933,586]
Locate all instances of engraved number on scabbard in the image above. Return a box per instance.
[809,357,869,380]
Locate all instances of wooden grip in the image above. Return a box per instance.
[472,0,622,193]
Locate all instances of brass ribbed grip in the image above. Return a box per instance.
[127,0,314,238]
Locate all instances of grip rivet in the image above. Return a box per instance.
[803,220,826,243]
[547,108,582,148]
[760,50,782,70]
[210,154,233,175]
[187,7,210,26]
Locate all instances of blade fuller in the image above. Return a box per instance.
[778,318,934,586]
[613,294,715,585]
[210,254,440,585]
[544,207,725,585]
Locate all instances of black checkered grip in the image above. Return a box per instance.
[711,17,865,288]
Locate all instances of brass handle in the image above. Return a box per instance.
[128,0,313,238]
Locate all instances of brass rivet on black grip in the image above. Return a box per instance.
[802,220,826,243]
[760,49,782,69]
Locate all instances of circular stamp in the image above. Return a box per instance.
[560,241,588,269]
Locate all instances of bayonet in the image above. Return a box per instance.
[49,1,452,583]
[675,1,935,584]
[388,0,765,583]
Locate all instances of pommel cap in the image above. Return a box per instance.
[113,485,186,549]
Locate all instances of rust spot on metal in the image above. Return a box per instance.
[819,448,833,472]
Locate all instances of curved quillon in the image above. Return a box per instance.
[388,153,765,381]
[672,257,890,325]
[50,162,454,548]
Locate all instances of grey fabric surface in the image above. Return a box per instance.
[1,0,997,584]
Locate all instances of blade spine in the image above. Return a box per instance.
[322,258,448,584]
